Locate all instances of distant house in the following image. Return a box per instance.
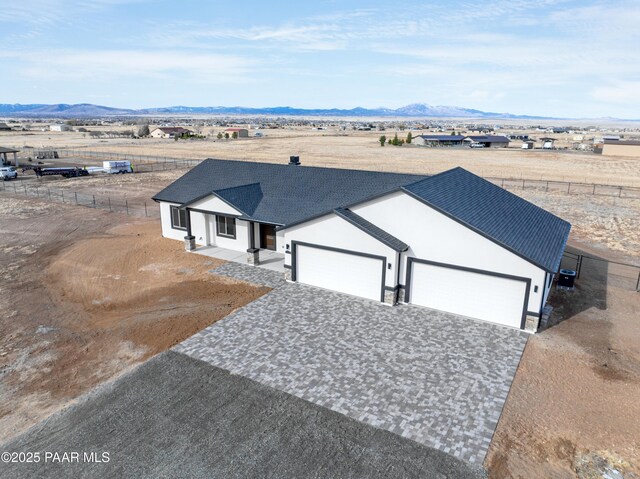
[413,135,465,147]
[521,141,535,150]
[599,140,640,158]
[539,137,556,149]
[150,127,193,139]
[224,128,249,138]
[463,135,510,148]
[50,124,72,132]
[0,123,11,131]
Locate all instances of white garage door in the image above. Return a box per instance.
[295,244,384,301]
[409,261,527,329]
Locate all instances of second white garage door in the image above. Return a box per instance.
[408,260,528,329]
[294,244,384,301]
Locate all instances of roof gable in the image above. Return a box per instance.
[403,168,570,272]
[334,208,408,252]
[153,159,426,226]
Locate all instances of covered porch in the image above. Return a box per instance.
[0,147,19,167]
[180,207,284,272]
[193,244,285,272]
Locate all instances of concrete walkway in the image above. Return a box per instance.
[177,265,528,465]
[1,351,485,479]
[194,245,285,272]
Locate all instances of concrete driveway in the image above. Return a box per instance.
[178,264,529,465]
[1,351,484,479]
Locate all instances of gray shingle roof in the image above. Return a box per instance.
[417,135,466,141]
[403,168,570,272]
[334,208,409,252]
[465,135,510,143]
[153,160,570,272]
[153,159,426,226]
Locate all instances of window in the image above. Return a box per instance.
[170,206,187,230]
[216,215,236,238]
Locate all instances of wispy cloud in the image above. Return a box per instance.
[2,49,259,83]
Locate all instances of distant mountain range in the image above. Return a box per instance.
[0,102,561,119]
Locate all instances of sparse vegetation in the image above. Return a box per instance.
[379,135,386,146]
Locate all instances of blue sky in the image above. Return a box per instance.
[1,0,639,118]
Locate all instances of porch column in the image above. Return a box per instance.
[184,208,195,251]
[13,152,18,168]
[247,222,259,265]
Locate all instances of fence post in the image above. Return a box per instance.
[61,190,64,203]
[636,271,640,292]
[576,255,583,279]
[592,184,596,195]
[567,183,571,194]
[144,202,148,217]
[522,179,525,189]
[75,192,78,204]
[125,200,129,215]
[619,187,623,198]
[48,188,51,200]
[13,183,17,193]
[108,197,111,212]
[93,195,96,207]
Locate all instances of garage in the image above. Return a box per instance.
[406,259,529,329]
[293,242,385,302]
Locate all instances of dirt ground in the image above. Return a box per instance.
[2,139,640,478]
[0,197,269,442]
[486,243,640,478]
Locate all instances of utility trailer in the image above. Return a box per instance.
[33,166,90,178]
[103,161,133,174]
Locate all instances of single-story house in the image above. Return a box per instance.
[224,128,249,138]
[150,127,193,139]
[49,124,72,132]
[463,135,510,148]
[539,137,556,149]
[599,140,640,157]
[0,123,12,131]
[413,135,466,146]
[153,158,570,332]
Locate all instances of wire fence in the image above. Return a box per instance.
[489,177,640,199]
[561,251,640,292]
[0,179,160,218]
[60,148,203,167]
[54,149,640,199]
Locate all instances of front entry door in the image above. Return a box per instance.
[260,224,276,250]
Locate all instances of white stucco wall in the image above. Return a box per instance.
[208,216,249,251]
[159,201,249,251]
[188,195,241,216]
[283,213,398,289]
[160,202,187,241]
[351,191,547,313]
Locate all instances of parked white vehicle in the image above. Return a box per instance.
[0,166,18,181]
[103,161,133,174]
[469,142,485,148]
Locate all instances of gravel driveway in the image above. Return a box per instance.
[178,269,529,465]
[1,351,484,479]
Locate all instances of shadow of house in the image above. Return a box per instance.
[542,245,608,330]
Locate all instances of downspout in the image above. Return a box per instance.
[395,250,402,303]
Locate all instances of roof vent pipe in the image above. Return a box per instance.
[289,155,300,165]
